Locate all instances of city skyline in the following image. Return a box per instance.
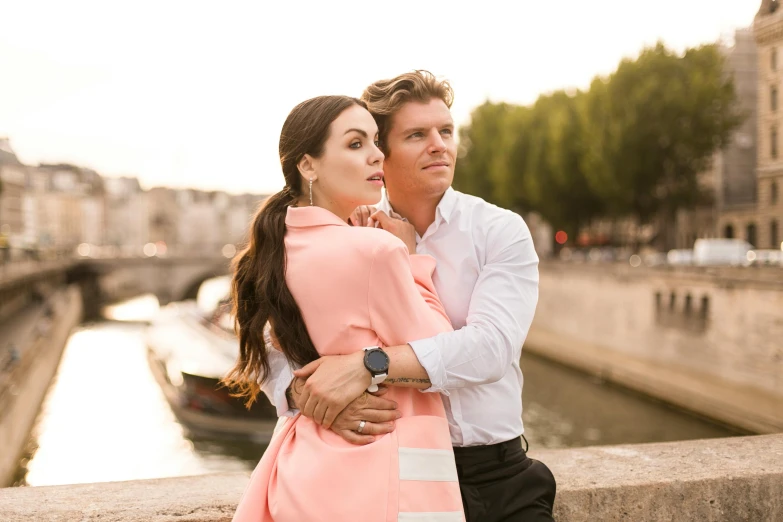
[0,1,758,194]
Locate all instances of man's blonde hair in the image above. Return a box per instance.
[361,70,454,155]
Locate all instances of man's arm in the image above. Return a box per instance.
[406,212,538,393]
[293,235,453,428]
[294,212,538,400]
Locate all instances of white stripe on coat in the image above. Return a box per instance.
[398,512,464,522]
[398,447,459,482]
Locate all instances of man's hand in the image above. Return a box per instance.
[371,210,417,254]
[289,378,400,445]
[331,387,400,445]
[349,205,377,227]
[292,351,371,429]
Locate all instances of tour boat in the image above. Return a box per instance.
[145,288,278,442]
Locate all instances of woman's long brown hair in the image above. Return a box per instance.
[223,95,366,407]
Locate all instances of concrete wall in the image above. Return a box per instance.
[0,286,82,487]
[0,434,780,521]
[0,261,71,323]
[526,262,783,433]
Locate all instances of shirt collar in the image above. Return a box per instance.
[435,187,457,224]
[378,187,457,224]
[285,205,349,228]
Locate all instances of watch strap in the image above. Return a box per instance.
[368,372,387,392]
[364,346,388,392]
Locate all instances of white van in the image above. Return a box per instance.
[693,238,753,266]
[666,249,694,265]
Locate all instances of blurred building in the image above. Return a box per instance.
[176,189,221,255]
[1,134,268,258]
[78,169,106,247]
[147,187,180,252]
[718,28,760,212]
[225,193,265,246]
[675,28,759,249]
[0,138,27,252]
[737,0,783,250]
[25,164,105,255]
[104,176,148,255]
[211,190,231,249]
[147,188,267,256]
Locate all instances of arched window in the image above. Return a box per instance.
[724,224,735,239]
[772,220,779,249]
[747,223,758,247]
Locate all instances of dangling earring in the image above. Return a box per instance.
[309,177,314,206]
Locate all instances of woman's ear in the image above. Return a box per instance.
[297,154,316,179]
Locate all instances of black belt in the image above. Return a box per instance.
[453,436,528,463]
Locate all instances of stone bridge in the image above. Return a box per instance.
[0,256,231,321]
[70,256,231,318]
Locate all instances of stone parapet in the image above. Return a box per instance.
[0,434,781,521]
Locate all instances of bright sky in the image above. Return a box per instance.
[0,1,759,194]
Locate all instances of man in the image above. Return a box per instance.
[261,70,556,521]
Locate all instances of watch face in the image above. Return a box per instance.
[366,349,389,373]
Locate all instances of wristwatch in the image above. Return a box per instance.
[363,346,389,392]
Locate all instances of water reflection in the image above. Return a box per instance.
[521,353,741,449]
[15,283,740,487]
[15,294,265,487]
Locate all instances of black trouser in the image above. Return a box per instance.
[454,438,556,522]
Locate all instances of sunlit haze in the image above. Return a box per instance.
[0,1,758,194]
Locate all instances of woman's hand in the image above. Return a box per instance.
[349,205,376,227]
[370,210,417,254]
[329,387,399,445]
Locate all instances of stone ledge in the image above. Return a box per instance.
[1,434,781,521]
[0,472,248,522]
[544,434,783,521]
[540,261,783,289]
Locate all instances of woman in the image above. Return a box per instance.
[226,95,465,522]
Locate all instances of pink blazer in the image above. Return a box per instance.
[232,206,465,522]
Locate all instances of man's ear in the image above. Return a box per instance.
[297,154,316,179]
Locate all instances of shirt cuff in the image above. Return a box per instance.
[272,364,299,417]
[408,337,449,395]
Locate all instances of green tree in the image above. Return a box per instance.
[453,101,519,207]
[513,91,604,239]
[581,42,742,249]
[456,41,740,251]
[456,93,604,240]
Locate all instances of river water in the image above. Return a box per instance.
[13,285,740,487]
